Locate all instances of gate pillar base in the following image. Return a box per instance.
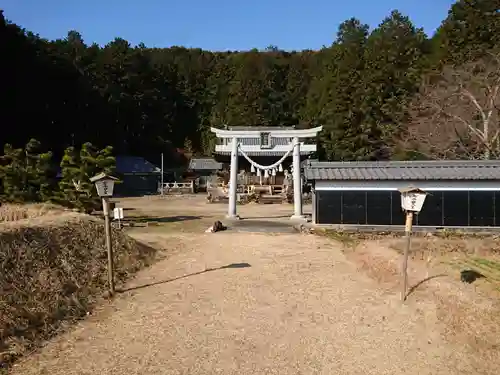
[290,214,307,222]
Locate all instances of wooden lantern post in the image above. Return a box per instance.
[90,173,119,297]
[399,187,428,302]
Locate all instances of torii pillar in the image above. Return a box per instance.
[228,136,239,219]
[290,136,303,220]
[211,126,322,221]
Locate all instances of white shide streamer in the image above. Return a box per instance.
[237,143,294,171]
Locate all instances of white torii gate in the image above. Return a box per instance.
[210,126,323,220]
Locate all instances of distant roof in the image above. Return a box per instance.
[239,137,291,145]
[301,159,318,167]
[214,136,315,156]
[228,126,296,131]
[216,150,313,157]
[116,156,161,174]
[188,158,222,170]
[214,135,298,155]
[304,160,500,181]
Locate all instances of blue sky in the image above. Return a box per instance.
[2,0,456,51]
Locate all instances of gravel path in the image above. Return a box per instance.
[10,232,497,375]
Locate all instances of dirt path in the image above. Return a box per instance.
[10,231,499,375]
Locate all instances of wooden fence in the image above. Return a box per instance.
[158,181,194,194]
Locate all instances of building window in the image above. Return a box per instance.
[260,132,271,148]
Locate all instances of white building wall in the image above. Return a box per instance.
[315,180,500,191]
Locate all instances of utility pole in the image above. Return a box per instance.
[161,153,164,196]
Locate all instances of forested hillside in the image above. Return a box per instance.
[1,0,500,163]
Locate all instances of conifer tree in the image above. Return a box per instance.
[305,18,371,160]
[434,0,500,64]
[0,144,25,202]
[24,139,55,201]
[58,142,115,212]
[360,10,427,159]
[0,139,54,202]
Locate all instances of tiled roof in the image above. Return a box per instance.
[55,156,161,178]
[116,156,161,174]
[304,160,500,181]
[238,137,292,146]
[216,150,314,157]
[228,126,296,131]
[188,158,222,170]
[301,159,318,167]
[227,127,295,146]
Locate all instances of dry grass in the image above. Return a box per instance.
[316,229,500,373]
[319,229,500,286]
[389,236,500,290]
[0,203,68,223]
[318,229,361,249]
[390,235,500,258]
[0,210,158,370]
[436,296,500,365]
[346,239,500,373]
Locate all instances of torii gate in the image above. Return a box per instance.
[210,126,323,220]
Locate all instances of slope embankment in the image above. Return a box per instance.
[0,204,157,368]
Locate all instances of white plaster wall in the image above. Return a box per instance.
[314,180,500,191]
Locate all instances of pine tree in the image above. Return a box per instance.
[434,0,500,64]
[225,52,267,126]
[305,18,371,160]
[24,139,55,201]
[58,146,82,209]
[183,138,193,155]
[360,10,427,159]
[58,143,115,212]
[0,144,25,202]
[0,139,54,202]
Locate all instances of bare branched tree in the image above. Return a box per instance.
[401,51,500,160]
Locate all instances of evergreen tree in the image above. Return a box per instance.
[183,138,194,159]
[58,146,83,210]
[305,18,371,160]
[58,143,115,212]
[0,144,25,202]
[24,139,55,202]
[0,139,54,202]
[434,0,500,64]
[225,52,269,126]
[2,2,500,164]
[360,10,427,159]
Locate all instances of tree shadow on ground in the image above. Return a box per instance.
[406,273,448,298]
[125,215,203,223]
[118,263,251,293]
[240,215,291,220]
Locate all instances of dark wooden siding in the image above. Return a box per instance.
[315,190,500,227]
[366,191,392,225]
[114,174,160,197]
